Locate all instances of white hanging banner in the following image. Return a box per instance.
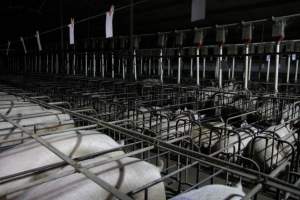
[6,41,10,56]
[35,31,42,51]
[105,5,114,38]
[68,18,75,45]
[20,37,27,54]
[191,0,206,22]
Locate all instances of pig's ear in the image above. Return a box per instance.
[157,159,164,172]
[118,139,125,146]
[235,181,243,190]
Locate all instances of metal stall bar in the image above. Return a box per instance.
[0,113,133,200]
[14,94,300,198]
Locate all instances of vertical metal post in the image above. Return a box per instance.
[59,0,64,72]
[133,49,137,81]
[228,65,231,80]
[73,53,76,75]
[231,57,235,80]
[215,55,219,79]
[218,46,223,88]
[51,54,54,74]
[177,50,181,84]
[122,57,125,80]
[46,54,49,73]
[167,57,171,77]
[130,0,134,50]
[129,0,134,77]
[148,57,151,76]
[258,64,262,81]
[66,53,70,75]
[112,53,115,79]
[159,49,163,83]
[35,55,38,72]
[196,48,200,86]
[59,0,64,52]
[101,53,105,78]
[190,57,193,78]
[203,57,206,79]
[140,57,143,75]
[55,53,59,74]
[85,52,88,77]
[38,54,42,73]
[275,41,281,93]
[248,56,252,81]
[286,55,291,83]
[93,53,96,78]
[244,44,249,90]
[24,55,27,74]
[118,58,121,75]
[295,59,299,83]
[267,56,271,82]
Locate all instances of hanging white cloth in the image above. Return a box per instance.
[106,5,114,38]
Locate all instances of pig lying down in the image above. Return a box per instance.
[0,130,166,200]
[171,183,245,200]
